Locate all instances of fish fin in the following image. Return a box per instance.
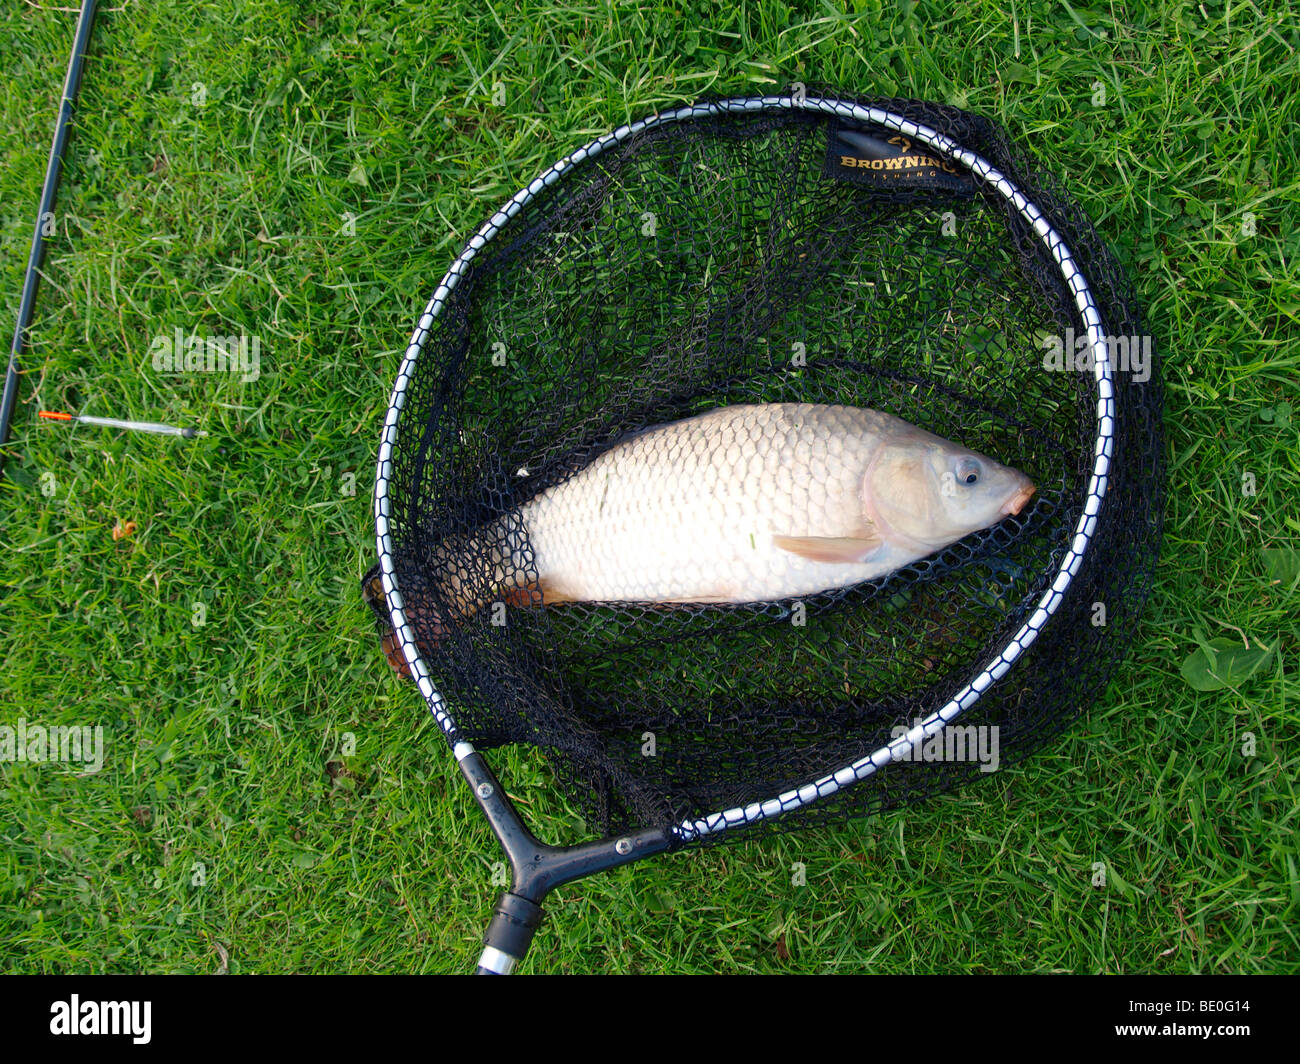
[533,576,577,606]
[364,563,411,680]
[497,580,574,607]
[650,589,740,604]
[381,629,413,681]
[498,584,538,608]
[609,406,730,446]
[611,420,670,445]
[773,532,884,564]
[523,579,745,606]
[362,563,388,625]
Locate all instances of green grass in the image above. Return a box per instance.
[1,0,1297,973]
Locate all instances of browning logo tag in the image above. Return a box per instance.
[824,126,974,195]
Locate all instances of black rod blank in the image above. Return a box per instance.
[0,0,98,481]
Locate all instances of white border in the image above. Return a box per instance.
[372,95,1116,843]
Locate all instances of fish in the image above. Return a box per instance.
[366,403,1035,676]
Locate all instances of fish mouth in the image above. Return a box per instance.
[1001,484,1037,516]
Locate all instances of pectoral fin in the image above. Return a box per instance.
[773,530,884,564]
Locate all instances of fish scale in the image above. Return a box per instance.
[517,404,951,603]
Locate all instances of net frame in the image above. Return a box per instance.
[372,92,1120,847]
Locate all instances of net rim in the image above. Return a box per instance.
[372,93,1118,842]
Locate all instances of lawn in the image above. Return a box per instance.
[1,0,1296,974]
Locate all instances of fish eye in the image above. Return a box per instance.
[956,458,981,485]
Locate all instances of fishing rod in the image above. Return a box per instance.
[0,0,99,482]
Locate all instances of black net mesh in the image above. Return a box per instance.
[370,94,1163,843]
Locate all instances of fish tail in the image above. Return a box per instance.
[361,559,453,680]
[362,519,534,680]
[437,520,528,618]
